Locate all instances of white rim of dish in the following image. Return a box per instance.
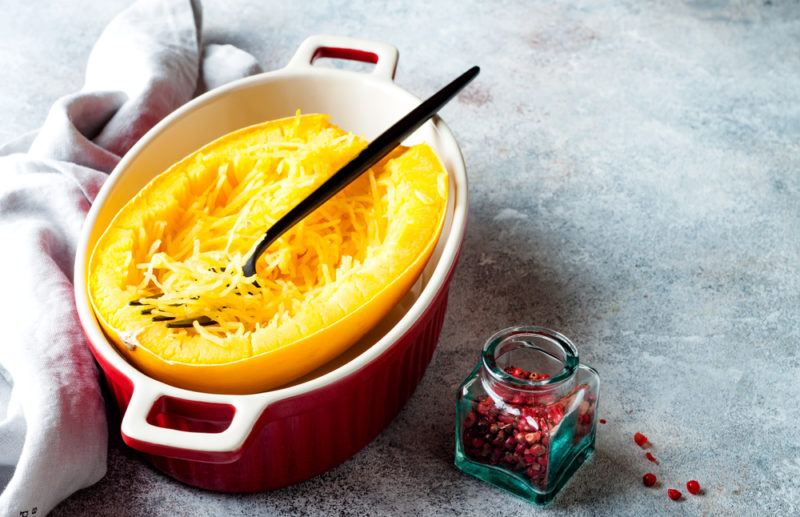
[73,35,469,454]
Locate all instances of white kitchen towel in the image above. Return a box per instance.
[0,0,262,514]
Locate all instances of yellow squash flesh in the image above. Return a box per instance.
[88,113,448,394]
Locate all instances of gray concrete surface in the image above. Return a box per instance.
[2,0,799,515]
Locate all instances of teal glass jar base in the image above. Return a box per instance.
[455,438,595,506]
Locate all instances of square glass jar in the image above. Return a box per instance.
[455,326,599,505]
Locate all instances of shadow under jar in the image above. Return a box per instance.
[455,326,600,505]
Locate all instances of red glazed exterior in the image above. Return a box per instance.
[87,261,456,491]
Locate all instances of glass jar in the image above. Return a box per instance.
[455,326,600,505]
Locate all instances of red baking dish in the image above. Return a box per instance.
[73,35,468,492]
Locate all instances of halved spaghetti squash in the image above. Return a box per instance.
[88,113,448,394]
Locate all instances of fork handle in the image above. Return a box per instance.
[242,65,480,277]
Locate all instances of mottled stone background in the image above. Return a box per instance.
[2,0,799,515]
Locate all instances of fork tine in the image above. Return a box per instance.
[166,315,218,328]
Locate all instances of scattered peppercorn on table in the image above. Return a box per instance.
[6,0,799,515]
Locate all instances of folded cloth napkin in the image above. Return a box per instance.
[0,0,261,514]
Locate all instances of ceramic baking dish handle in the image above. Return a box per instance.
[120,383,269,462]
[286,34,399,81]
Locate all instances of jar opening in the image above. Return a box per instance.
[482,326,579,387]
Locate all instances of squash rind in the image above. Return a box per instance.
[88,114,448,394]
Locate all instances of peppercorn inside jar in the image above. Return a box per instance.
[455,326,599,505]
